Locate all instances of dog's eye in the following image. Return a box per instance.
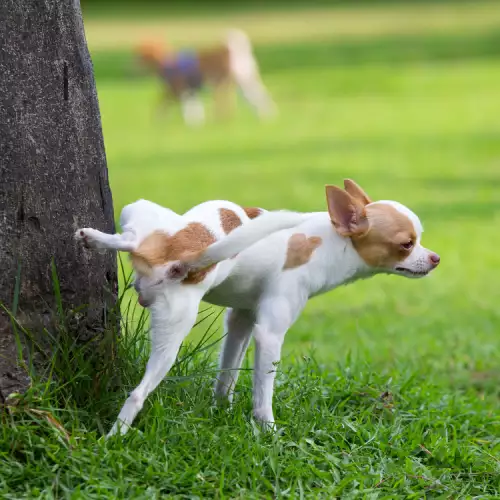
[154,279,163,286]
[401,240,414,250]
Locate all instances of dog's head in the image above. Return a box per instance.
[128,231,191,308]
[130,255,190,308]
[134,40,174,70]
[326,179,440,278]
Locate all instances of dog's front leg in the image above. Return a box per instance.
[107,292,201,437]
[180,91,205,126]
[252,293,306,429]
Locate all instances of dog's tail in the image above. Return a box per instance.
[185,210,310,270]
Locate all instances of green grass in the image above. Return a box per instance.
[3,1,500,497]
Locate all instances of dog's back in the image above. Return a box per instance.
[120,199,184,243]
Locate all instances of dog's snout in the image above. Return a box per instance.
[134,281,141,292]
[429,253,440,267]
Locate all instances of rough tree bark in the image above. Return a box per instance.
[0,0,117,400]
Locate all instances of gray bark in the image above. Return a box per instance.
[0,0,117,400]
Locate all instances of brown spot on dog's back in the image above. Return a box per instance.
[198,47,231,82]
[220,208,242,234]
[352,203,416,268]
[243,207,262,219]
[132,223,217,284]
[283,233,322,270]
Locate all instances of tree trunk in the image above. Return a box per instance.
[0,0,117,400]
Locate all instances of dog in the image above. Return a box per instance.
[75,180,440,436]
[135,29,276,126]
[76,199,309,435]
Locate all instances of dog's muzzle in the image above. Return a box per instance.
[137,293,152,308]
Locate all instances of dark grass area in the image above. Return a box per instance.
[82,0,494,19]
[3,310,500,497]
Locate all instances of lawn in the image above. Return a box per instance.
[2,1,500,497]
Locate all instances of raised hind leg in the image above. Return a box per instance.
[75,227,137,252]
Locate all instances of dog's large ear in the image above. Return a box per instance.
[343,179,372,206]
[165,261,189,281]
[326,185,370,237]
[132,231,170,268]
[130,253,153,277]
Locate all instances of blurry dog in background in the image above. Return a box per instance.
[135,29,277,126]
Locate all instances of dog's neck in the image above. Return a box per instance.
[148,287,186,330]
[298,213,375,298]
[148,285,202,332]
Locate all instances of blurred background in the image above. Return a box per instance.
[81,0,499,379]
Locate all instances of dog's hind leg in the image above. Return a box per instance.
[107,290,202,437]
[213,77,235,120]
[214,308,255,405]
[75,227,137,252]
[237,75,277,119]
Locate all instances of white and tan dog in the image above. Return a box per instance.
[136,29,276,126]
[75,180,440,436]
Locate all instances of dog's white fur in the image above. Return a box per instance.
[184,29,276,125]
[75,183,439,436]
[76,200,310,435]
[225,29,277,120]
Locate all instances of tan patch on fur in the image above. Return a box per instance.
[199,47,233,117]
[143,44,231,100]
[351,204,416,267]
[243,207,263,219]
[219,208,242,234]
[130,254,154,277]
[283,233,322,270]
[132,223,217,284]
[183,264,216,284]
[198,46,231,83]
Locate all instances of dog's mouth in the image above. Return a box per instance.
[394,267,429,278]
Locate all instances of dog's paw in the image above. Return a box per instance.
[106,420,139,440]
[74,228,103,249]
[253,407,276,432]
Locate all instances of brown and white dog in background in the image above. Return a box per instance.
[135,29,277,126]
